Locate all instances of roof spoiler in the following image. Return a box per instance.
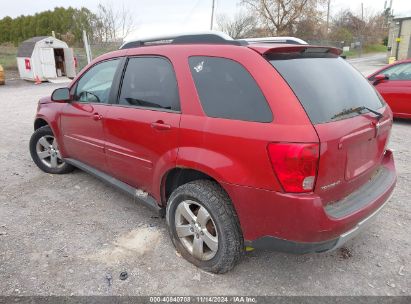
[252,45,343,57]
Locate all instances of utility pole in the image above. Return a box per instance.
[326,0,331,37]
[359,2,364,58]
[83,30,92,64]
[361,2,364,21]
[210,0,216,30]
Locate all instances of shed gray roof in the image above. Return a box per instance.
[17,36,49,58]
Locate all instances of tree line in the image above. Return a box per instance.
[218,0,391,47]
[0,4,134,46]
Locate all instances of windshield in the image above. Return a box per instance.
[268,55,384,124]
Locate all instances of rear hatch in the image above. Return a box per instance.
[265,47,392,205]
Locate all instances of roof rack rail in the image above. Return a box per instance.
[120,32,247,49]
[237,37,308,45]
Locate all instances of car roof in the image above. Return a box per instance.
[90,33,343,71]
[100,42,341,59]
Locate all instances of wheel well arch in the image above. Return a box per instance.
[162,167,220,204]
[34,118,49,130]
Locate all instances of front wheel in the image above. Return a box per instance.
[29,126,74,174]
[166,180,243,273]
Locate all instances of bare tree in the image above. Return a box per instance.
[241,0,325,36]
[97,3,115,41]
[118,3,134,39]
[331,8,386,46]
[217,11,257,39]
[95,2,136,42]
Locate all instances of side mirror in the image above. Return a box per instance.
[373,74,389,85]
[51,87,71,102]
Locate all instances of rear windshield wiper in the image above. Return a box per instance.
[331,106,382,121]
[361,106,383,120]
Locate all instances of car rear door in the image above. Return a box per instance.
[60,58,121,172]
[373,62,411,117]
[103,56,181,195]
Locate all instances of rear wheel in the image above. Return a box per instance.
[166,180,243,273]
[29,126,74,174]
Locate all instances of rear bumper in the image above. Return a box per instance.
[245,191,392,253]
[223,149,396,251]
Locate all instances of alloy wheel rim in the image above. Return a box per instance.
[174,200,218,261]
[36,135,64,169]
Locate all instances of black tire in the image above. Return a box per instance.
[166,180,243,273]
[29,125,74,174]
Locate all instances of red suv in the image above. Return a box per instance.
[29,33,396,273]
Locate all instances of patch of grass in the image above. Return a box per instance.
[364,44,388,53]
[342,44,387,58]
[0,45,18,70]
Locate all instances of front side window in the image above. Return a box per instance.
[188,56,273,122]
[75,59,120,103]
[380,63,411,81]
[119,57,180,111]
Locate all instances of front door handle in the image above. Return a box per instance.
[151,120,171,131]
[92,113,103,121]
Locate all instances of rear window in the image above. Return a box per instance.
[189,56,272,122]
[268,55,384,124]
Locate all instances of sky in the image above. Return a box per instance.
[1,0,411,40]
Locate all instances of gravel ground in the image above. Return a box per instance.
[0,56,410,296]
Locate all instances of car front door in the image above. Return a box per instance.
[374,62,411,117]
[103,56,181,195]
[60,58,121,172]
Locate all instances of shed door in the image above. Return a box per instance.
[63,48,76,78]
[40,48,57,78]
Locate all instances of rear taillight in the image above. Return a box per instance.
[267,143,319,193]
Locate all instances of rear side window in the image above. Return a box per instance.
[269,55,384,124]
[189,56,272,122]
[119,57,180,111]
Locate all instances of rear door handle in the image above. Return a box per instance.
[92,113,103,121]
[151,121,171,131]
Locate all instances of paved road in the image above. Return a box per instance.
[348,54,387,76]
[0,56,409,296]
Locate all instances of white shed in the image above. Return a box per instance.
[17,36,76,82]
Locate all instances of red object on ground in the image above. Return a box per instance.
[34,75,41,85]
